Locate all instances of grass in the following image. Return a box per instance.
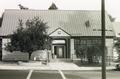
[73,60,102,67]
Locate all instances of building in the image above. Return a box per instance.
[113,22,120,38]
[0,9,115,63]
[112,22,120,60]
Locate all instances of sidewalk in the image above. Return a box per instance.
[0,61,115,70]
[0,61,51,70]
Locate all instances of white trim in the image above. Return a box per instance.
[49,28,70,37]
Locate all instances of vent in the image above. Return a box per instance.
[85,20,90,27]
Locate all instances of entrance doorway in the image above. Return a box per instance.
[54,45,65,58]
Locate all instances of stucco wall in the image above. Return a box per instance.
[2,38,11,56]
[2,38,11,49]
[105,38,114,57]
[70,39,75,59]
[105,38,114,64]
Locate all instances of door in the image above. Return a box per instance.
[54,46,65,58]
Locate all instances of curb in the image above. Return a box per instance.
[0,65,115,70]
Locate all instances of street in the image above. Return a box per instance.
[0,70,120,79]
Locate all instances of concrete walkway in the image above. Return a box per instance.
[49,62,115,70]
[0,61,115,70]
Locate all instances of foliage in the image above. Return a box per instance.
[0,13,4,60]
[0,17,2,27]
[114,39,120,60]
[5,17,50,59]
[0,15,3,27]
[0,38,1,50]
[76,45,102,63]
[48,3,58,10]
[108,14,115,22]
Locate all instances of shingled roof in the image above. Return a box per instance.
[0,9,114,37]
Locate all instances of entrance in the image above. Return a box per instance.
[54,45,65,58]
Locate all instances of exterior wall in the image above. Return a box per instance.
[72,37,114,64]
[2,38,11,49]
[1,37,114,61]
[105,38,114,64]
[70,39,75,59]
[106,38,114,56]
[2,38,11,56]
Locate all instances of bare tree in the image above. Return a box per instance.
[48,3,58,10]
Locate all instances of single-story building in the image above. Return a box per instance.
[0,9,115,63]
[112,22,120,60]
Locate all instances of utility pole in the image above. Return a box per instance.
[101,0,106,79]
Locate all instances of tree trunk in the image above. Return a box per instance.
[29,52,32,60]
[0,39,2,61]
[87,56,93,64]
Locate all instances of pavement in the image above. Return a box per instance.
[0,61,116,70]
[1,69,120,79]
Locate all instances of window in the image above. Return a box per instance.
[74,38,101,49]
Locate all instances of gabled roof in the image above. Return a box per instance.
[112,22,120,37]
[49,27,71,36]
[0,9,114,37]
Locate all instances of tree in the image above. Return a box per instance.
[76,45,102,64]
[0,38,2,60]
[114,39,120,61]
[5,17,50,59]
[0,13,4,60]
[0,17,2,27]
[0,13,4,27]
[108,14,115,22]
[48,3,58,10]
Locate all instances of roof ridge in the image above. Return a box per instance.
[5,9,101,12]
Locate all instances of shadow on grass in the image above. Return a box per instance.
[73,60,101,67]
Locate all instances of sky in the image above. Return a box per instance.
[0,0,120,21]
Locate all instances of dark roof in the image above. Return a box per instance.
[0,9,114,37]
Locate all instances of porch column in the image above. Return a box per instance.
[70,39,75,59]
[2,38,11,60]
